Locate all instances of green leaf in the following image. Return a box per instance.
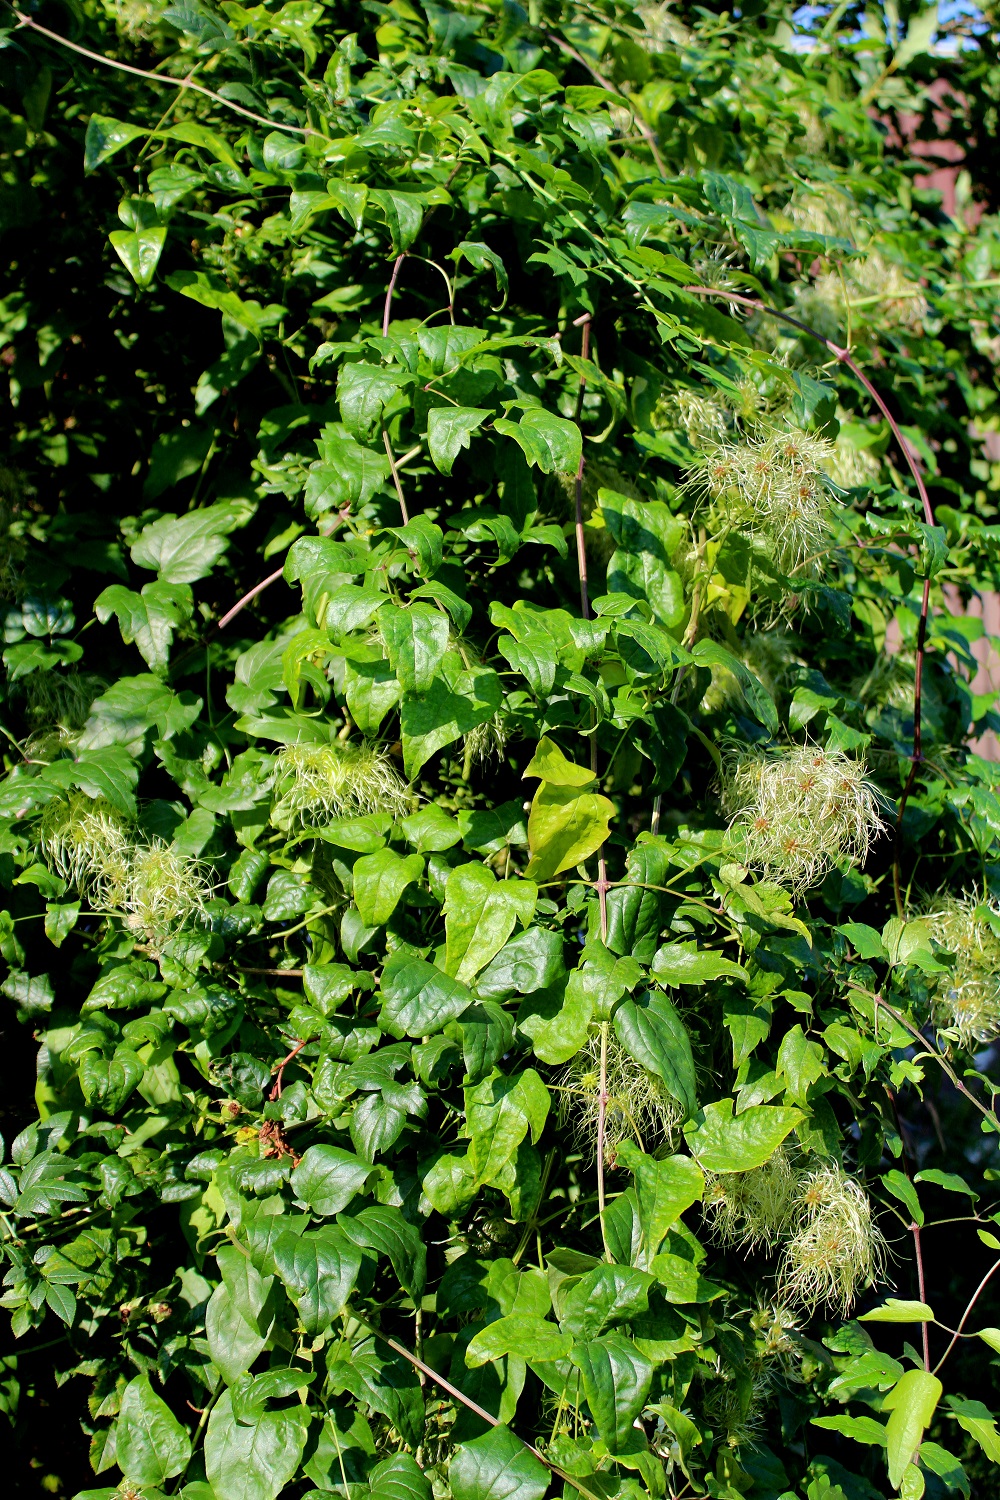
[449,1424,549,1500]
[379,602,450,694]
[337,1204,426,1298]
[975,1327,1000,1355]
[884,1169,924,1226]
[380,952,474,1038]
[776,1024,826,1104]
[369,1452,433,1500]
[109,224,167,287]
[353,849,424,927]
[337,361,410,440]
[273,1224,362,1335]
[477,927,565,1000]
[914,1168,977,1198]
[205,1245,273,1386]
[614,990,698,1119]
[918,1442,969,1498]
[327,1344,424,1448]
[400,661,502,778]
[860,1299,935,1323]
[204,1391,306,1500]
[445,863,537,983]
[466,1314,574,1367]
[116,1374,192,1487]
[812,1414,887,1446]
[130,501,250,582]
[650,943,748,987]
[648,1252,723,1304]
[524,774,614,882]
[572,1331,653,1455]
[883,1369,942,1488]
[84,115,145,172]
[692,639,778,733]
[290,1145,372,1216]
[494,409,581,476]
[466,1069,550,1187]
[617,1143,704,1256]
[559,1263,656,1341]
[947,1396,1000,1462]
[682,1100,804,1172]
[427,407,491,475]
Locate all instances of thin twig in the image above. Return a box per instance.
[384,430,410,525]
[11,10,315,137]
[685,285,937,916]
[348,1310,594,1499]
[597,1019,610,1260]
[214,567,286,632]
[573,315,591,619]
[933,1257,1000,1374]
[383,253,407,336]
[270,1039,308,1100]
[872,992,1000,1130]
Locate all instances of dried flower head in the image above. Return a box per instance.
[19,670,105,732]
[271,742,411,831]
[40,795,135,907]
[560,1030,680,1162]
[703,1147,799,1251]
[687,425,835,570]
[657,388,730,448]
[124,841,211,937]
[925,894,1000,1048]
[464,714,509,769]
[778,1164,886,1315]
[723,745,886,894]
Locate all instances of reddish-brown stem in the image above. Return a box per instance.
[685,285,937,915]
[269,1039,307,1101]
[573,315,591,620]
[933,1256,1000,1374]
[349,1311,594,1499]
[383,254,406,336]
[886,1081,931,1369]
[215,567,286,633]
[11,10,316,136]
[239,967,304,978]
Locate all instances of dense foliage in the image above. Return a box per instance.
[3,2,1000,1498]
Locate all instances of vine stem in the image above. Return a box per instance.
[214,567,286,632]
[382,254,411,523]
[597,1019,610,1260]
[872,992,1000,1130]
[933,1256,1000,1374]
[685,285,937,917]
[10,9,316,137]
[885,1083,931,1370]
[347,1311,595,1500]
[573,313,591,620]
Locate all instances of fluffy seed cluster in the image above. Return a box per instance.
[778,1164,887,1316]
[722,745,885,894]
[271,742,411,831]
[560,1030,680,1162]
[704,1146,799,1250]
[925,894,1000,1048]
[706,1154,885,1315]
[40,795,210,937]
[689,426,836,570]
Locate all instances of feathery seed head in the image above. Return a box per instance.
[124,841,211,938]
[722,744,885,894]
[777,1164,885,1315]
[925,894,1000,1048]
[271,742,411,831]
[559,1030,680,1163]
[40,795,135,905]
[703,1147,799,1251]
